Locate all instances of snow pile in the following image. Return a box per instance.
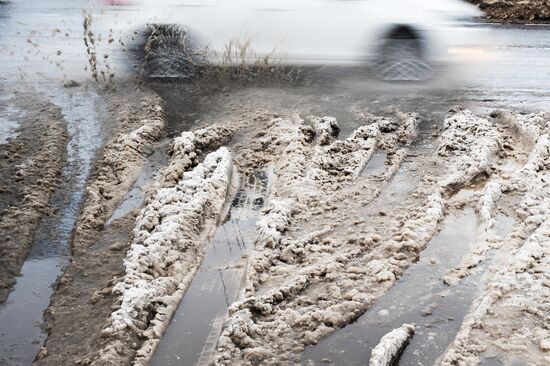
[494,110,549,144]
[161,124,235,188]
[440,216,550,365]
[370,324,415,366]
[234,115,314,174]
[444,111,549,284]
[270,118,315,200]
[309,124,380,187]
[360,112,420,181]
[96,148,234,366]
[309,116,340,145]
[77,98,165,234]
[388,108,501,255]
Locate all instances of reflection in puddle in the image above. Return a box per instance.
[0,259,60,364]
[150,170,269,366]
[303,210,482,366]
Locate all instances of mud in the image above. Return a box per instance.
[1,84,107,365]
[0,94,68,303]
[468,0,550,23]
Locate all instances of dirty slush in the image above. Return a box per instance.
[0,74,545,366]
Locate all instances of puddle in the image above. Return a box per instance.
[106,148,168,225]
[149,170,269,366]
[0,88,105,365]
[362,150,387,177]
[303,209,483,366]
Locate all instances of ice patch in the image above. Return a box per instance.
[438,108,503,192]
[0,117,20,145]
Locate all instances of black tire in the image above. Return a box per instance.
[140,24,199,79]
[373,27,433,82]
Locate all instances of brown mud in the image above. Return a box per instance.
[33,86,165,366]
[0,94,68,303]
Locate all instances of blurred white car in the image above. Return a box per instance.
[103,0,486,81]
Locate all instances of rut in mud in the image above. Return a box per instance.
[22,78,550,366]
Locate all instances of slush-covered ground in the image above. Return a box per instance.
[1,1,550,366]
[3,80,542,366]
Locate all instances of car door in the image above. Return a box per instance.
[248,0,386,64]
[137,0,259,60]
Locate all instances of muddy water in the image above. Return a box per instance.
[149,170,269,366]
[0,88,105,365]
[302,209,485,366]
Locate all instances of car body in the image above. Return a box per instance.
[101,0,488,80]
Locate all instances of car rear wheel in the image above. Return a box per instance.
[373,27,433,82]
[139,24,199,79]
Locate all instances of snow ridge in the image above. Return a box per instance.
[96,147,234,366]
[370,324,415,366]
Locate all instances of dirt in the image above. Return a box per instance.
[0,93,68,303]
[468,0,550,23]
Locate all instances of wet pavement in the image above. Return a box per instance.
[0,95,24,145]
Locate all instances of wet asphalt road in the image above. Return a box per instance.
[1,1,550,366]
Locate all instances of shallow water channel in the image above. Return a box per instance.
[150,170,269,366]
[0,88,105,365]
[303,209,514,366]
